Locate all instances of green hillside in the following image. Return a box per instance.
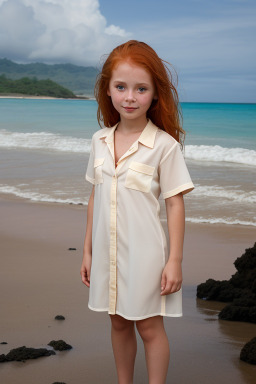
[0,75,76,98]
[0,58,98,96]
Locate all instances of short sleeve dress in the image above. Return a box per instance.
[85,119,194,320]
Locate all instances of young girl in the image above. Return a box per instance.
[81,40,194,384]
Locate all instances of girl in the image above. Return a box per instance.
[81,40,194,384]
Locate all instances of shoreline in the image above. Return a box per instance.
[1,191,255,228]
[1,96,255,104]
[0,94,95,100]
[1,193,255,284]
[1,195,256,383]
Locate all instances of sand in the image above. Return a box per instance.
[0,195,256,384]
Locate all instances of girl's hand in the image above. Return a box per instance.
[160,259,182,296]
[80,254,92,287]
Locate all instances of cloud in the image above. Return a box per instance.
[0,0,130,65]
[130,6,256,102]
[137,13,256,75]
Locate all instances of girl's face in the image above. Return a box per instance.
[107,61,157,124]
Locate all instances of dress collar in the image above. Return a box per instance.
[99,119,158,149]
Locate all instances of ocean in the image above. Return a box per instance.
[0,99,255,227]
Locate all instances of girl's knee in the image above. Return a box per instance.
[136,316,164,342]
[109,314,134,332]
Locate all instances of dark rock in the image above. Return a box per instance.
[235,246,256,273]
[233,298,256,307]
[48,340,72,351]
[0,346,55,363]
[240,337,256,364]
[0,354,7,362]
[197,279,242,302]
[0,342,7,345]
[230,269,256,290]
[219,303,256,323]
[197,243,256,323]
[68,247,76,250]
[52,382,67,384]
[55,315,65,320]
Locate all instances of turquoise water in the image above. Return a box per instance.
[0,99,255,226]
[0,99,255,148]
[0,99,98,138]
[182,103,256,149]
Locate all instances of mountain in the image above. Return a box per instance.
[0,75,76,98]
[0,58,98,96]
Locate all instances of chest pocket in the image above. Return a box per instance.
[94,158,104,184]
[125,162,155,193]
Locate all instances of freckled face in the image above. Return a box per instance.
[107,62,157,123]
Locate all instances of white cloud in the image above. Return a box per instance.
[105,25,128,37]
[0,0,130,65]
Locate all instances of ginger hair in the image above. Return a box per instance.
[94,40,185,146]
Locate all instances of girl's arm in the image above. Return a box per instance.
[160,192,185,296]
[80,186,95,287]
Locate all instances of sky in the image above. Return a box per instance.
[0,0,255,102]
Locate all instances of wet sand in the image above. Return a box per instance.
[0,196,255,384]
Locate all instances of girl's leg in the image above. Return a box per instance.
[136,316,170,384]
[109,314,137,384]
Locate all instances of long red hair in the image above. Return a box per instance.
[94,40,185,145]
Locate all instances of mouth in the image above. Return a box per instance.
[122,107,138,112]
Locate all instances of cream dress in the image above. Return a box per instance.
[85,119,194,320]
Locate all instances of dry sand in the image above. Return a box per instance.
[0,195,255,384]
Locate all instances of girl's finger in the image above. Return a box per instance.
[169,282,182,294]
[160,274,166,292]
[83,273,90,287]
[161,281,172,296]
[170,283,178,293]
[80,267,90,287]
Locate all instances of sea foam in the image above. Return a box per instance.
[185,145,256,166]
[0,130,91,153]
[1,129,256,167]
[191,185,256,204]
[0,185,88,205]
[186,216,256,227]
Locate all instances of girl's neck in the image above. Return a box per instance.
[117,116,148,135]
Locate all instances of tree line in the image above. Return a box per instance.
[0,75,76,98]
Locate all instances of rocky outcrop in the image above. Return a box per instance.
[240,337,256,365]
[48,340,72,351]
[0,346,55,363]
[197,243,256,323]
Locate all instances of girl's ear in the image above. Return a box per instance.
[153,94,158,100]
[107,89,111,96]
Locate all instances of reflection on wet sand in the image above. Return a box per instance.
[196,297,256,384]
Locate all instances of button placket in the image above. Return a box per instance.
[109,171,118,314]
[108,141,138,314]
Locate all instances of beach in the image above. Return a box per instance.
[0,99,255,383]
[1,195,256,384]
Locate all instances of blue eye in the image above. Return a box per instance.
[138,87,146,92]
[116,85,124,91]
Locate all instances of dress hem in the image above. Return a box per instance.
[88,304,182,320]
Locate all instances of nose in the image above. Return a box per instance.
[125,90,136,102]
